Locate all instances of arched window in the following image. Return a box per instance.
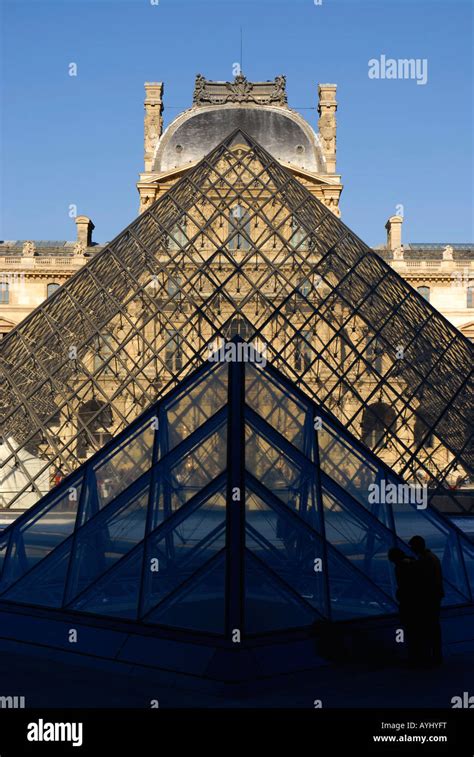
[0,282,9,304]
[417,286,430,302]
[224,316,251,341]
[361,402,397,449]
[467,286,473,308]
[47,283,60,298]
[228,205,251,251]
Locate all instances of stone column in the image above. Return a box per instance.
[144,82,164,172]
[318,84,337,174]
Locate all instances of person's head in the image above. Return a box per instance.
[388,547,407,564]
[408,535,426,556]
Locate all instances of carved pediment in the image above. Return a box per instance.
[193,73,287,107]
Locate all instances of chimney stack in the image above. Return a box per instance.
[385,215,403,252]
[75,216,95,248]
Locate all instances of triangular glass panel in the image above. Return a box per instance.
[92,419,155,509]
[140,489,227,617]
[68,545,144,620]
[2,538,72,608]
[143,552,226,634]
[326,542,398,620]
[0,478,81,590]
[245,489,327,616]
[64,487,150,604]
[245,550,319,634]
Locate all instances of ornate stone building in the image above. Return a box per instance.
[1,74,472,342]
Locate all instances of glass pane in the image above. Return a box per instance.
[94,422,155,508]
[168,425,227,510]
[326,543,397,620]
[65,488,149,604]
[0,481,81,591]
[69,546,143,620]
[245,364,308,454]
[144,553,226,634]
[322,488,396,596]
[141,491,226,617]
[2,539,72,608]
[245,551,318,634]
[245,425,304,509]
[246,490,326,615]
[166,364,228,450]
[318,425,387,525]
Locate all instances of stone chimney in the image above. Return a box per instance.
[318,84,337,173]
[385,215,403,252]
[75,216,95,248]
[144,82,164,172]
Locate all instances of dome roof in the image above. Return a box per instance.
[152,105,324,174]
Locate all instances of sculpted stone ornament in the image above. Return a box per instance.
[393,247,404,260]
[192,73,288,107]
[73,241,86,256]
[22,241,36,256]
[319,113,336,152]
[443,244,454,261]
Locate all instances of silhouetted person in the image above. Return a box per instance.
[408,535,444,666]
[388,547,420,663]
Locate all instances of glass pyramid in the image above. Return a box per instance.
[0,130,472,515]
[0,352,471,636]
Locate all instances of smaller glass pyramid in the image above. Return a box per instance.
[0,345,471,638]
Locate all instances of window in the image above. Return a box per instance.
[167,274,182,300]
[169,220,187,251]
[467,286,473,308]
[297,278,312,298]
[361,402,397,449]
[294,330,312,372]
[165,329,182,372]
[414,415,434,449]
[0,282,9,304]
[47,283,60,298]
[290,217,307,251]
[366,336,383,374]
[228,205,251,251]
[94,333,114,374]
[225,316,251,341]
[417,286,430,302]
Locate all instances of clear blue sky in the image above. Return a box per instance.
[1,0,473,247]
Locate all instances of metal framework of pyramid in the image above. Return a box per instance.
[0,129,472,515]
[0,352,472,635]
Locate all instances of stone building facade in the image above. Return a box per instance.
[1,74,472,343]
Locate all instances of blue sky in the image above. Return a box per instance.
[1,0,472,247]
